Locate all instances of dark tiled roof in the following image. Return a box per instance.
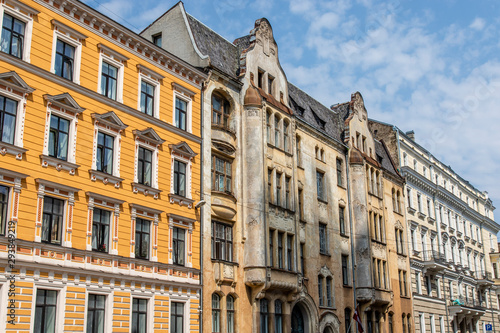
[375,140,402,179]
[287,82,343,141]
[186,14,239,79]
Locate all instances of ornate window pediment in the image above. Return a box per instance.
[91,111,127,131]
[169,141,197,159]
[0,71,35,95]
[43,93,85,115]
[133,128,165,147]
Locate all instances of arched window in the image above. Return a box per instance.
[212,294,221,333]
[266,111,272,143]
[274,115,281,148]
[212,93,230,129]
[388,313,393,333]
[344,308,352,333]
[260,299,269,333]
[318,275,324,306]
[275,300,283,333]
[227,295,235,333]
[407,315,411,333]
[283,120,290,152]
[392,189,396,211]
[326,277,333,307]
[402,314,407,333]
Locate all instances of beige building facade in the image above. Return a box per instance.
[370,120,500,333]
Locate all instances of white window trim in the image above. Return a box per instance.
[86,192,123,254]
[42,104,78,164]
[84,289,113,333]
[92,125,122,179]
[50,30,83,84]
[30,283,66,333]
[134,139,159,189]
[34,179,80,246]
[172,90,192,133]
[0,2,36,62]
[0,168,27,236]
[0,89,27,158]
[169,298,190,333]
[130,204,162,261]
[170,154,192,199]
[168,213,196,268]
[97,52,124,103]
[137,73,161,119]
[130,294,154,333]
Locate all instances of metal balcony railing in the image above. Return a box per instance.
[450,296,485,309]
[474,270,493,280]
[422,250,447,264]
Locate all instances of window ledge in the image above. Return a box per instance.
[0,142,28,160]
[212,190,237,202]
[89,169,124,188]
[168,193,194,208]
[132,182,162,199]
[340,233,349,239]
[407,206,416,214]
[318,198,328,204]
[343,284,353,289]
[337,184,347,190]
[40,154,80,175]
[418,212,426,219]
[211,124,236,137]
[319,252,331,257]
[211,259,239,267]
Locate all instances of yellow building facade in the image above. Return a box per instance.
[0,0,206,332]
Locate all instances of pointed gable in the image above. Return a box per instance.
[133,128,165,146]
[169,141,197,159]
[91,111,128,131]
[0,71,35,94]
[43,93,85,114]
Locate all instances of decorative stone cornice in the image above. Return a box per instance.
[34,0,206,88]
[51,19,88,40]
[97,43,129,62]
[4,0,40,16]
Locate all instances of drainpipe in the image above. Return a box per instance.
[345,147,358,327]
[489,287,496,333]
[199,84,204,333]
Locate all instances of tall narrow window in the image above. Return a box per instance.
[227,296,235,333]
[174,160,187,196]
[269,231,274,267]
[140,81,155,116]
[318,276,324,306]
[300,243,305,275]
[54,39,75,80]
[345,308,352,333]
[268,75,274,95]
[87,294,105,333]
[132,298,147,333]
[285,176,291,209]
[0,95,17,144]
[342,255,349,285]
[266,111,271,142]
[212,94,230,129]
[1,14,25,58]
[267,169,273,202]
[316,171,325,201]
[171,302,184,333]
[296,135,301,166]
[135,218,150,260]
[274,116,281,148]
[92,208,110,253]
[175,97,187,131]
[172,227,185,266]
[287,234,293,271]
[100,62,117,100]
[41,197,64,245]
[298,189,303,220]
[339,206,346,235]
[337,159,343,186]
[212,156,232,193]
[96,132,114,174]
[283,120,289,152]
[258,70,264,89]
[212,294,221,333]
[211,222,233,261]
[326,277,333,307]
[137,147,152,186]
[48,115,70,161]
[0,185,8,236]
[278,232,284,269]
[388,313,393,333]
[34,289,57,333]
[274,300,283,333]
[260,299,269,333]
[319,223,327,254]
[276,172,282,206]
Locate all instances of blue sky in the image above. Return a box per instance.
[84,0,500,223]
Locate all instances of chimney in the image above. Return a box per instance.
[406,130,415,141]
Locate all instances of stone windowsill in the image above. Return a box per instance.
[0,141,28,160]
[169,193,194,208]
[89,169,124,188]
[40,154,80,175]
[132,182,162,199]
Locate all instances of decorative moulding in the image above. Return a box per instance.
[40,155,80,175]
[89,169,123,188]
[132,182,162,199]
[168,193,194,209]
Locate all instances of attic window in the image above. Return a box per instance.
[289,97,304,116]
[377,154,383,164]
[268,75,274,95]
[258,69,264,89]
[311,110,325,130]
[153,33,162,47]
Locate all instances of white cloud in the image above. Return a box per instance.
[469,17,486,31]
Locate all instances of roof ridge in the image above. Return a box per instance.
[185,12,238,48]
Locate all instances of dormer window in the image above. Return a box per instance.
[153,33,162,47]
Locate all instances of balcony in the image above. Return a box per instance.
[448,296,485,319]
[475,271,494,287]
[420,250,448,273]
